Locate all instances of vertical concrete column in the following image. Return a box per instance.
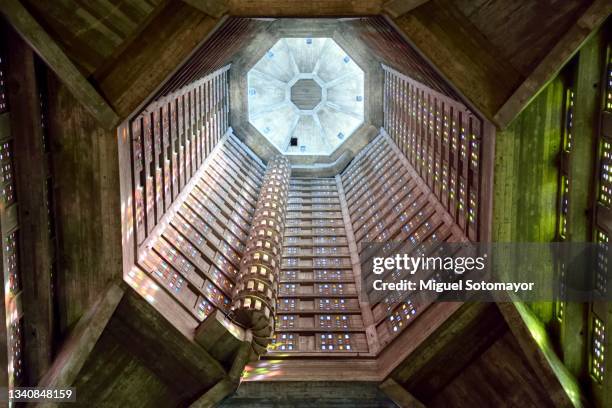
[231,155,290,353]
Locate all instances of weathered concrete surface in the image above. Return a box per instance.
[219,382,397,407]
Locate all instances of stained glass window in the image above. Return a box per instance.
[591,315,606,383]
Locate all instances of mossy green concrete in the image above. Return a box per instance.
[492,76,564,325]
[492,25,608,407]
[562,30,605,388]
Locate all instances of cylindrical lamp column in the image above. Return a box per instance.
[230,155,290,353]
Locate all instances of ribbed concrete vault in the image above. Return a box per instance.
[1,2,608,407]
[247,37,365,156]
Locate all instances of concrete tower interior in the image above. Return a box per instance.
[0,0,610,406]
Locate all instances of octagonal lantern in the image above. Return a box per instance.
[247,38,365,156]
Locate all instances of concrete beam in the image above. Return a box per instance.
[494,0,610,128]
[379,378,425,408]
[189,378,236,407]
[498,302,587,407]
[226,0,383,16]
[0,0,120,130]
[390,2,522,125]
[242,359,381,382]
[195,310,251,365]
[290,151,352,177]
[64,287,234,405]
[37,283,124,391]
[390,303,506,399]
[218,381,397,405]
[189,340,253,407]
[382,0,429,18]
[190,316,254,406]
[94,2,222,119]
[377,302,463,379]
[183,0,229,18]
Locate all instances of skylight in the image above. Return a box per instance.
[247,38,365,156]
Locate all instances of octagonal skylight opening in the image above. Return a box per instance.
[247,38,365,156]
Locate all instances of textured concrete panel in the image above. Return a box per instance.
[219,382,397,407]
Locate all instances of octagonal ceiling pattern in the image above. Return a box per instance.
[247,38,365,156]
